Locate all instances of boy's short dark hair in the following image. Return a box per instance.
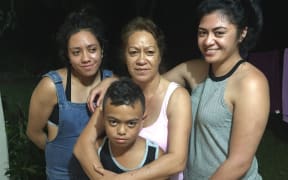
[102,77,145,113]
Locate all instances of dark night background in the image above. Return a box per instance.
[0,0,287,74]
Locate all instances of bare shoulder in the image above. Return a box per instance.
[230,62,269,100]
[239,62,268,89]
[171,83,190,100]
[168,84,191,112]
[35,76,56,95]
[31,69,65,104]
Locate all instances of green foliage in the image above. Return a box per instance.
[1,79,46,180]
[257,114,288,180]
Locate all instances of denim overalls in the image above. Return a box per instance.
[44,70,112,180]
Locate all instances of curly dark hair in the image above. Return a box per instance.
[56,8,107,66]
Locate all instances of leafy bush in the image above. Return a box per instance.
[2,94,46,179]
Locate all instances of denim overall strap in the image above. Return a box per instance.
[43,71,66,105]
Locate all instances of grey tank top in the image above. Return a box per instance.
[184,60,262,180]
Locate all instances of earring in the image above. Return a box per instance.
[239,37,244,42]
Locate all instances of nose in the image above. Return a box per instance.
[117,124,126,135]
[81,50,91,63]
[136,51,146,65]
[204,33,215,46]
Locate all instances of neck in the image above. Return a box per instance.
[109,139,136,156]
[140,75,161,100]
[211,55,242,77]
[71,69,101,86]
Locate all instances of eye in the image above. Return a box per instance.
[127,120,137,128]
[146,50,155,56]
[71,50,80,56]
[214,31,225,37]
[197,30,207,37]
[128,50,138,56]
[108,120,118,127]
[88,47,97,53]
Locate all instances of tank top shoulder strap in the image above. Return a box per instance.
[43,71,66,104]
[209,59,246,81]
[160,82,180,119]
[162,82,180,107]
[144,139,159,165]
[101,69,113,80]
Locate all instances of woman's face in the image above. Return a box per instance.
[197,11,240,64]
[68,30,102,77]
[125,31,161,83]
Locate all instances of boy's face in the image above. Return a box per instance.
[103,99,144,148]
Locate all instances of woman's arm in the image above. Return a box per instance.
[162,62,188,87]
[163,59,208,89]
[73,107,106,179]
[210,69,270,179]
[97,86,192,180]
[26,77,56,150]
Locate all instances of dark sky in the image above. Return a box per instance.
[0,0,287,73]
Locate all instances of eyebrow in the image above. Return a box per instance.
[106,116,140,122]
[69,44,97,49]
[198,26,228,31]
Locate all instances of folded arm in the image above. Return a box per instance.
[73,108,106,179]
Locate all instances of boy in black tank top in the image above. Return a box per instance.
[95,78,165,177]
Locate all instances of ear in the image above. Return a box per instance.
[239,26,248,42]
[141,113,147,127]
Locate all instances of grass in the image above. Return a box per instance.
[1,77,288,179]
[257,114,288,179]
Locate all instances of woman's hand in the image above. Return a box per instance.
[87,76,119,112]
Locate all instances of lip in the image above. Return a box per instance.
[134,68,150,74]
[114,138,128,144]
[135,67,149,71]
[203,49,218,56]
[81,64,95,70]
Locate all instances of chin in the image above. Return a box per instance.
[204,56,219,64]
[85,69,100,77]
[133,76,149,83]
